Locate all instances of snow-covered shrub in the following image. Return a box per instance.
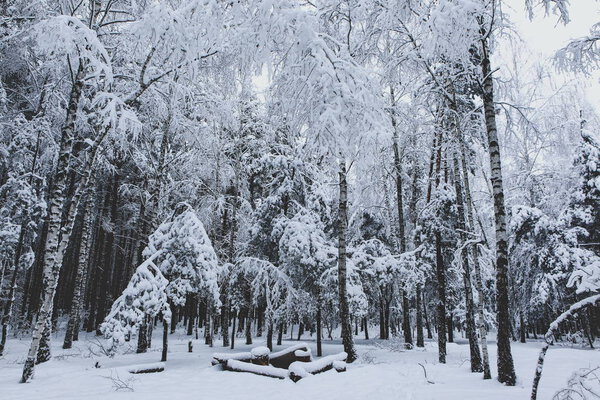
[101,252,171,353]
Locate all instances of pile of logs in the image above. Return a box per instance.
[211,344,347,381]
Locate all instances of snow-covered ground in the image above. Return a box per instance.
[0,331,597,400]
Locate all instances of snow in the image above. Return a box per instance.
[1,332,598,399]
[212,351,251,362]
[547,294,600,335]
[294,349,311,358]
[225,359,288,379]
[288,352,347,379]
[270,343,310,359]
[251,346,270,358]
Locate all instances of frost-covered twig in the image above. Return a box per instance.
[553,366,600,400]
[103,371,136,392]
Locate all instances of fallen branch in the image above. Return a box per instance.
[418,362,434,384]
[103,371,135,392]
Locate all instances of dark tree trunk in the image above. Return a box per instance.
[0,220,29,356]
[520,310,526,344]
[416,284,424,347]
[379,298,386,339]
[161,319,168,362]
[137,318,148,353]
[423,290,433,339]
[385,299,391,339]
[277,322,283,346]
[221,303,229,347]
[245,308,252,345]
[338,159,357,362]
[171,306,178,334]
[267,323,273,351]
[63,189,95,349]
[187,295,195,336]
[231,311,237,349]
[402,291,413,346]
[317,301,323,356]
[436,232,447,363]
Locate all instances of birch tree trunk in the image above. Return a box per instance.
[531,295,600,400]
[460,141,492,379]
[338,158,357,363]
[452,156,483,372]
[36,99,113,363]
[21,63,85,383]
[63,188,95,349]
[480,32,516,386]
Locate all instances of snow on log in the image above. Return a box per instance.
[211,351,252,366]
[288,352,347,382]
[212,344,312,368]
[270,343,311,368]
[332,360,347,372]
[225,359,288,379]
[127,362,165,374]
[251,346,270,365]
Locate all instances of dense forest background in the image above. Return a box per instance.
[0,0,599,392]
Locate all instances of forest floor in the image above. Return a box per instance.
[0,330,598,399]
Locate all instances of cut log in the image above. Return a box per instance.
[211,343,312,368]
[251,346,270,365]
[127,362,165,374]
[211,351,252,366]
[288,352,347,382]
[225,359,287,379]
[270,344,311,368]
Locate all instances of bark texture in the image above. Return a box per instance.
[63,189,95,349]
[480,33,516,386]
[338,159,357,363]
[21,64,85,383]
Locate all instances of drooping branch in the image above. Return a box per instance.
[531,294,600,400]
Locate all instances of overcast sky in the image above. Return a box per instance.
[503,0,600,107]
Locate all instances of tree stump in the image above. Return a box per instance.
[251,346,270,366]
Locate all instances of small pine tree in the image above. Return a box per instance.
[143,207,221,307]
[101,252,171,354]
[567,130,600,255]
